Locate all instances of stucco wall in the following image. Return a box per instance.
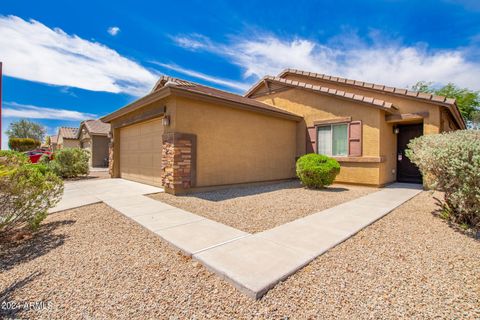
[61,139,80,148]
[255,88,383,185]
[173,96,298,187]
[282,74,454,134]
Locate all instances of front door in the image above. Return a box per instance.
[397,123,423,183]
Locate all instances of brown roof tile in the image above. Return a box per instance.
[103,75,302,122]
[82,119,111,135]
[274,68,465,129]
[248,76,395,112]
[59,127,78,139]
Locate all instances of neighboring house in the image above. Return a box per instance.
[78,119,111,167]
[101,71,465,194]
[49,135,58,151]
[57,127,80,149]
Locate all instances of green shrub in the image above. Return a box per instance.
[48,148,90,178]
[8,137,41,152]
[406,130,480,228]
[296,153,341,188]
[39,153,51,164]
[0,151,63,234]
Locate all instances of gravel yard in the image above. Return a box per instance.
[1,191,479,319]
[149,180,377,233]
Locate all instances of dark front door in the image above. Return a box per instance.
[397,123,423,183]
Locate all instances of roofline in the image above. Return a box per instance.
[101,85,302,123]
[76,121,110,138]
[246,76,396,113]
[277,68,466,129]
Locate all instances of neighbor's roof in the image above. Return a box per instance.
[50,135,58,144]
[101,76,302,122]
[81,119,111,136]
[58,127,79,139]
[246,76,396,112]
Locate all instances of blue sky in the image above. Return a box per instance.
[1,0,479,148]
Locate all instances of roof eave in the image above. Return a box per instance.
[169,86,302,121]
[251,77,396,113]
[101,87,172,122]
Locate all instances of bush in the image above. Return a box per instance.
[406,130,480,228]
[296,153,341,188]
[8,137,41,152]
[48,148,90,178]
[0,151,64,234]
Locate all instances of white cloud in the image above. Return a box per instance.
[3,102,97,121]
[172,34,480,91]
[0,16,157,95]
[151,62,250,91]
[107,26,120,36]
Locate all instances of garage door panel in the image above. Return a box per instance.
[119,118,163,187]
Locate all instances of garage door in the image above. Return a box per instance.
[119,118,163,186]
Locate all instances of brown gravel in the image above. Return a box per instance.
[1,191,479,319]
[149,180,377,233]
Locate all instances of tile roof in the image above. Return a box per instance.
[279,68,457,105]
[247,76,395,112]
[59,127,79,139]
[50,135,58,144]
[82,119,111,135]
[101,75,302,122]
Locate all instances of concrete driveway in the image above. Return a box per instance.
[49,178,164,213]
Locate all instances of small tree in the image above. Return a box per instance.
[6,119,47,141]
[48,148,90,178]
[406,131,480,228]
[8,137,41,152]
[296,153,340,189]
[45,135,51,146]
[410,81,479,123]
[0,151,63,234]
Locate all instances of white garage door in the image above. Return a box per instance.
[119,118,164,186]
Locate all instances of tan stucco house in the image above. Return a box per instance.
[56,127,80,149]
[78,119,111,167]
[49,135,58,151]
[101,70,465,194]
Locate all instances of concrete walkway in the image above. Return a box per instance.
[50,179,422,299]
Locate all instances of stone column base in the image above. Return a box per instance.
[161,132,196,194]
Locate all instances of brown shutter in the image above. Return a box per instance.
[348,121,362,156]
[306,127,317,153]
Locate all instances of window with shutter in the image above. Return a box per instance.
[348,121,362,156]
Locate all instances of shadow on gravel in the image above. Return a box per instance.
[431,198,479,242]
[0,271,43,319]
[187,180,349,202]
[0,220,75,272]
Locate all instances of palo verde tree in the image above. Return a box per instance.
[410,81,480,124]
[6,119,47,142]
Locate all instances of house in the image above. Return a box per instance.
[101,71,465,194]
[246,69,465,185]
[78,119,111,167]
[56,127,80,149]
[48,135,58,151]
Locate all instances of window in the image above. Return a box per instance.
[317,124,348,156]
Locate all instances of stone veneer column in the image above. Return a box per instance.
[108,137,114,176]
[161,132,196,194]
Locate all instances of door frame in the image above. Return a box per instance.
[396,123,423,184]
